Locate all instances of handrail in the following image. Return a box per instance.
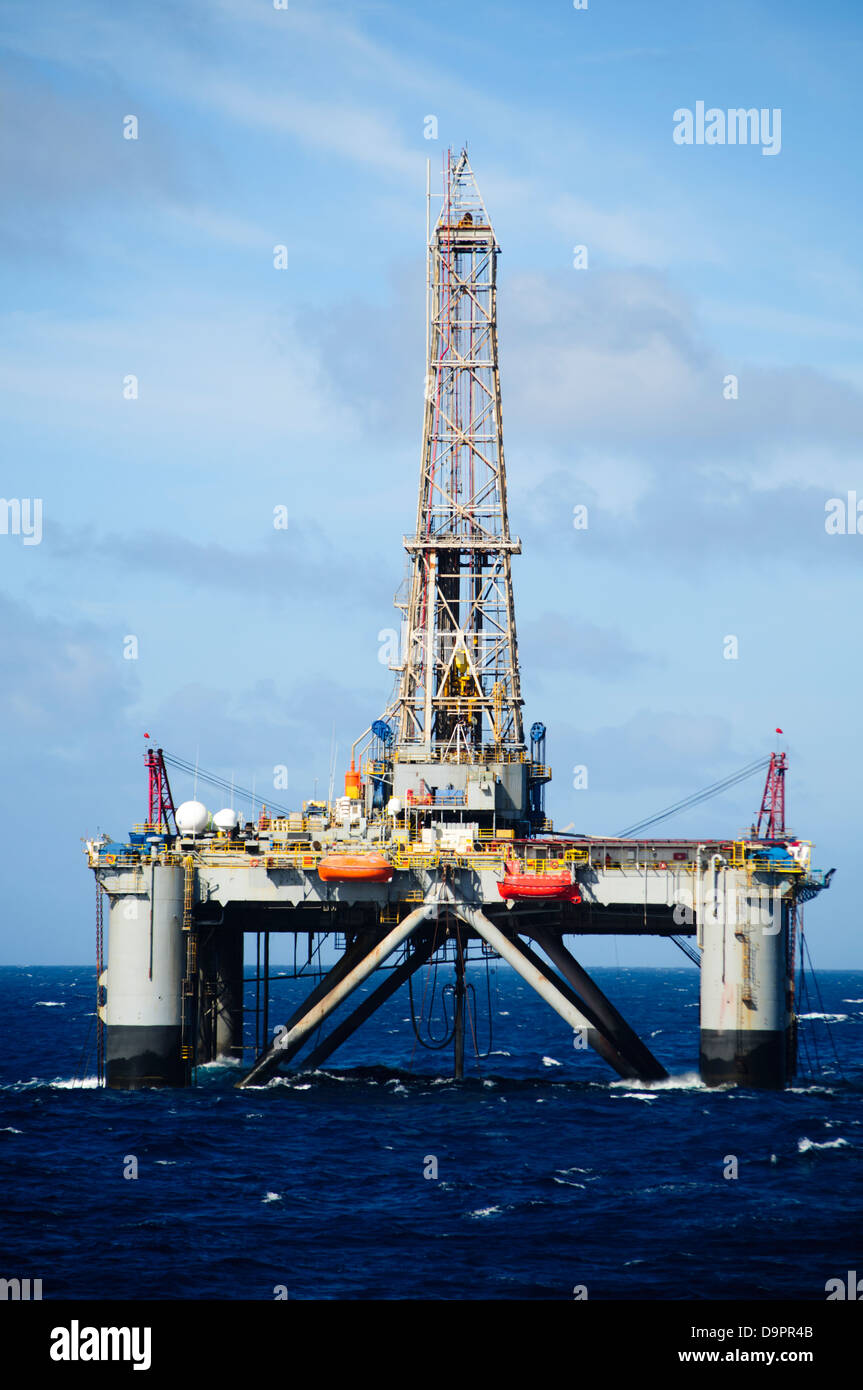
[393,745,529,765]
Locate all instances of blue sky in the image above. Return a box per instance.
[1,0,862,966]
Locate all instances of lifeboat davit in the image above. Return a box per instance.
[318,852,393,883]
[497,866,581,903]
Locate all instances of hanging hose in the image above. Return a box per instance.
[463,949,494,1061]
[408,924,497,1066]
[408,957,456,1049]
[72,1012,96,1088]
[407,917,451,1062]
[800,930,844,1080]
[796,968,817,1079]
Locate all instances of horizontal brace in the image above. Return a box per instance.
[404,536,521,553]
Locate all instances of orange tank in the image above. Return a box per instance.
[318,852,393,883]
[344,759,362,799]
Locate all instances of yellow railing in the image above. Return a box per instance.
[94,841,591,876]
[390,851,439,870]
[745,857,804,875]
[187,848,323,869]
[393,746,531,765]
[516,857,573,875]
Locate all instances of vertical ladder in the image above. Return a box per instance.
[180,855,198,1082]
[95,880,105,1086]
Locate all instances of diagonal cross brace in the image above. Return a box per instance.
[301,933,439,1071]
[530,927,667,1083]
[452,903,665,1082]
[235,902,438,1088]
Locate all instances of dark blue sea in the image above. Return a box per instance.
[1,964,861,1301]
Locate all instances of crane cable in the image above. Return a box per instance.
[158,751,292,819]
[617,756,771,839]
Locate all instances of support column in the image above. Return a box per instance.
[104,862,185,1089]
[699,868,791,1088]
[258,932,383,1068]
[453,930,466,1081]
[196,925,244,1064]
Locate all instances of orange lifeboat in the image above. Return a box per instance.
[497,861,581,904]
[318,852,393,883]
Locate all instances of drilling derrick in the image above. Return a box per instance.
[385,149,542,831]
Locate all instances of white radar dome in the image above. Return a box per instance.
[213,808,240,832]
[176,800,209,835]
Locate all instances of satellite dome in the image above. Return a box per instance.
[175,800,209,835]
[213,808,239,832]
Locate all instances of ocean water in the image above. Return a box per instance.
[1,963,861,1301]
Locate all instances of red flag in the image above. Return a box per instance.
[775,727,783,734]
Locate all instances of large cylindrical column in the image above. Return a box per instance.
[104,862,186,1088]
[699,866,791,1088]
[196,926,244,1064]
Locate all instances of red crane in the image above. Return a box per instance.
[754,748,787,840]
[145,745,177,833]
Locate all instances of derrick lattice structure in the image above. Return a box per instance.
[394,149,523,762]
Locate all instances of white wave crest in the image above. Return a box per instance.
[798,1012,848,1022]
[798,1136,849,1153]
[610,1070,706,1093]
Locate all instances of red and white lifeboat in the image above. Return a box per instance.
[317,852,393,883]
[497,859,581,904]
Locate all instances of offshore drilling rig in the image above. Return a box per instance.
[86,150,832,1091]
